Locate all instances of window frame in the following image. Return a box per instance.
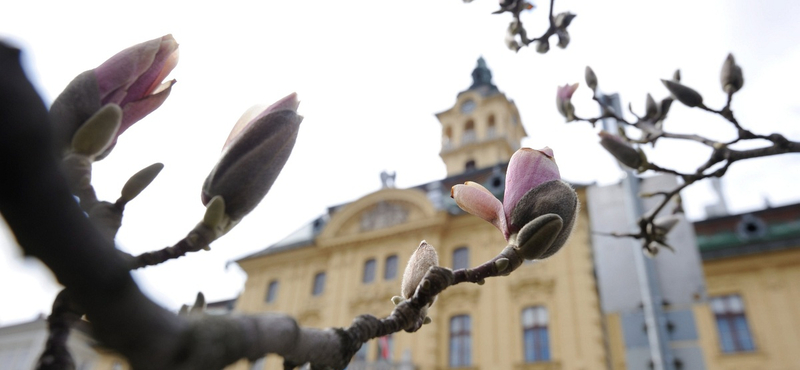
[522,306,550,363]
[710,294,756,353]
[265,280,279,303]
[363,258,377,284]
[312,272,326,296]
[453,247,469,270]
[384,255,398,281]
[449,315,472,368]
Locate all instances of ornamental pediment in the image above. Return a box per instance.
[317,188,440,243]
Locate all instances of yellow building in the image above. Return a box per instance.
[234,58,607,370]
[693,204,800,370]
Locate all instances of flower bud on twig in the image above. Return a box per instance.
[720,53,744,94]
[534,39,550,54]
[51,35,178,158]
[599,131,646,169]
[400,241,440,325]
[554,12,576,28]
[452,148,578,261]
[202,93,302,222]
[556,29,570,49]
[556,83,579,121]
[401,241,440,300]
[585,66,598,91]
[644,93,658,120]
[117,162,164,206]
[661,79,703,107]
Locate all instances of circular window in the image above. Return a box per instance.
[736,214,767,240]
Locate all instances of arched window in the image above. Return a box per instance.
[443,126,453,150]
[453,247,469,270]
[464,160,476,173]
[363,258,377,284]
[522,306,550,362]
[449,315,472,367]
[487,114,496,138]
[312,272,326,296]
[265,280,279,303]
[463,120,476,144]
[384,255,398,280]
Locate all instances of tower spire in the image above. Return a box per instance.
[470,56,497,90]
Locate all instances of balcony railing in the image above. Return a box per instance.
[462,130,477,144]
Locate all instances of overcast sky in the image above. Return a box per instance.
[1,0,799,326]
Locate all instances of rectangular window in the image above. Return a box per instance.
[453,247,469,270]
[711,294,755,353]
[522,306,550,362]
[384,255,398,280]
[312,272,326,296]
[363,259,376,284]
[449,315,471,367]
[376,334,394,361]
[265,280,279,303]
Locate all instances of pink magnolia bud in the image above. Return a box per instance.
[451,148,578,261]
[556,83,579,121]
[503,148,561,232]
[50,35,179,157]
[202,93,302,221]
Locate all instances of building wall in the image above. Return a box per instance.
[235,187,607,370]
[0,318,128,370]
[697,248,800,370]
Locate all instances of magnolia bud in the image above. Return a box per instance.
[720,53,744,94]
[599,131,646,169]
[643,243,659,258]
[509,180,578,260]
[556,29,570,49]
[653,214,680,234]
[202,93,302,221]
[118,162,164,206]
[401,241,439,300]
[534,39,550,54]
[585,66,598,91]
[554,12,576,28]
[556,83,579,121]
[505,31,521,52]
[644,93,658,120]
[661,79,703,108]
[659,97,673,119]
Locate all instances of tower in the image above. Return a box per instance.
[435,57,527,176]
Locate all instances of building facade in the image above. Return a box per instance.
[232,58,606,370]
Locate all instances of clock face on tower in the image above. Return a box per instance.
[460,99,476,114]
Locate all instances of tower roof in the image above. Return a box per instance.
[467,57,499,96]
